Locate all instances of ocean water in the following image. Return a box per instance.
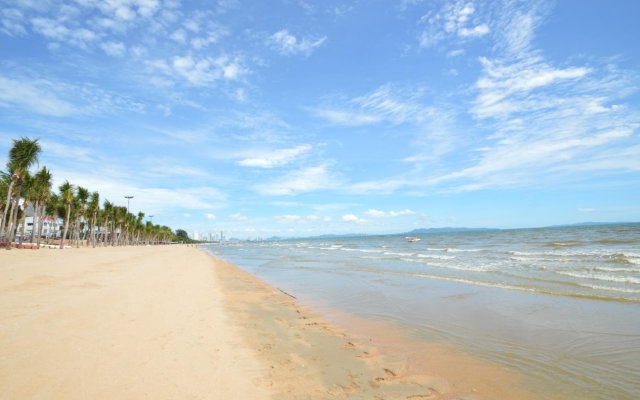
[203,223,640,399]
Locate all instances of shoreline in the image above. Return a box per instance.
[209,252,536,399]
[1,245,535,399]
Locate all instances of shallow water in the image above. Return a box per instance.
[203,223,640,399]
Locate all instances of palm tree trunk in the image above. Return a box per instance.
[36,205,45,247]
[90,217,95,248]
[20,203,28,242]
[74,219,80,248]
[60,204,71,249]
[0,180,15,239]
[30,200,39,243]
[3,198,14,241]
[6,183,23,247]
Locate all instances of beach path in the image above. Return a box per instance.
[0,245,268,400]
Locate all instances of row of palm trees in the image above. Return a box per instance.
[1,137,177,249]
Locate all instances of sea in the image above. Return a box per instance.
[202,223,640,399]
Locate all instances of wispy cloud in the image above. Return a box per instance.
[253,164,341,196]
[149,55,246,86]
[436,0,639,192]
[269,29,327,56]
[419,0,490,48]
[228,213,248,221]
[0,69,147,117]
[101,41,126,57]
[237,144,312,168]
[314,85,460,165]
[472,56,590,119]
[0,75,78,116]
[1,8,28,36]
[39,141,94,162]
[313,85,436,126]
[50,166,227,215]
[311,109,381,126]
[342,213,369,224]
[365,209,415,217]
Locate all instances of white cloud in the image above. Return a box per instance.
[0,75,77,116]
[365,209,416,217]
[229,213,248,221]
[160,55,246,85]
[141,159,209,178]
[315,85,460,167]
[31,17,70,40]
[237,144,311,168]
[101,41,126,57]
[342,214,368,224]
[364,209,386,218]
[274,214,325,224]
[577,208,596,213]
[253,164,341,196]
[205,213,217,219]
[39,141,94,162]
[170,28,186,43]
[312,109,382,126]
[459,23,489,37]
[269,29,327,56]
[1,8,28,36]
[419,0,490,47]
[473,56,590,119]
[275,214,301,223]
[446,49,465,57]
[314,85,434,126]
[49,166,227,216]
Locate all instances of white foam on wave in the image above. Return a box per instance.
[592,266,640,273]
[417,253,456,260]
[413,273,537,293]
[554,271,640,284]
[340,248,384,254]
[403,258,494,272]
[445,248,484,253]
[384,251,415,257]
[576,283,640,294]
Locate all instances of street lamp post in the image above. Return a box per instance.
[124,195,134,214]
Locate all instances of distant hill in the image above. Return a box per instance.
[404,227,497,235]
[550,221,635,228]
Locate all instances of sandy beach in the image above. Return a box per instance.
[1,245,535,399]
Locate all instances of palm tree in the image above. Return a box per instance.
[30,167,53,245]
[44,193,60,244]
[102,200,113,246]
[2,137,41,246]
[87,192,100,248]
[59,181,74,249]
[113,206,126,246]
[17,172,34,242]
[134,211,144,245]
[73,186,89,247]
[0,171,11,238]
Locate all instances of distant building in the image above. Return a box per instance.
[16,206,60,239]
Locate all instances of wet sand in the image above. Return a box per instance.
[1,245,534,399]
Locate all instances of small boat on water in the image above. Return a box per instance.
[405,236,421,242]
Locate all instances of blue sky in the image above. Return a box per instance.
[0,0,639,239]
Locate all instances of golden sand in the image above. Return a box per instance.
[0,245,534,399]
